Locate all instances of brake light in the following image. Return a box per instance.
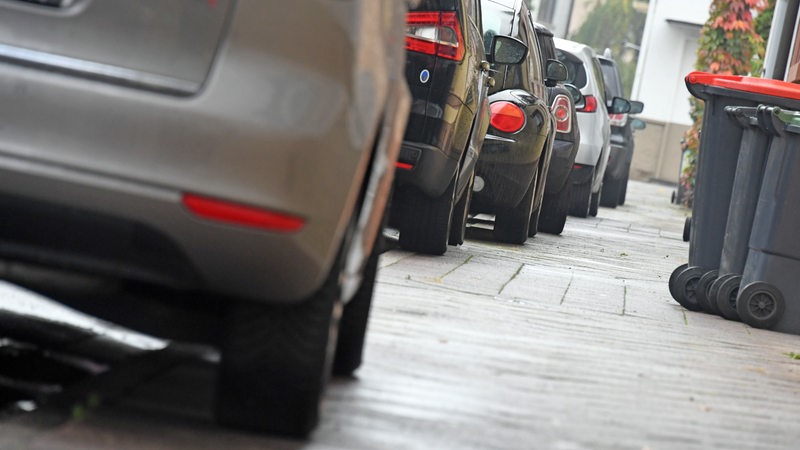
[406,11,465,61]
[396,162,414,170]
[490,101,526,133]
[183,193,305,233]
[552,94,572,133]
[609,113,627,127]
[578,94,598,113]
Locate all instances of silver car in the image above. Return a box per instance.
[0,0,410,437]
[554,38,629,218]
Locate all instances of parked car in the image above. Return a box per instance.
[554,38,631,218]
[531,21,582,235]
[468,0,562,244]
[597,52,645,207]
[0,0,411,437]
[390,0,492,255]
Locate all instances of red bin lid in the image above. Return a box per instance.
[686,71,800,101]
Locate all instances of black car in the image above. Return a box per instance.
[597,52,644,207]
[468,0,562,244]
[532,20,581,235]
[391,0,526,255]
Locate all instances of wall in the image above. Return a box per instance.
[629,0,709,182]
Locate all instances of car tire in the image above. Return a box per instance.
[215,263,341,437]
[494,172,536,244]
[538,182,572,235]
[569,167,593,218]
[599,177,621,208]
[589,187,600,217]
[618,167,630,205]
[397,175,456,255]
[332,230,381,376]
[448,170,474,246]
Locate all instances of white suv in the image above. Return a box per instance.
[554,38,630,217]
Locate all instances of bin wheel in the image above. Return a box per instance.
[737,282,784,329]
[713,274,741,321]
[683,217,691,242]
[674,266,705,312]
[696,270,718,314]
[669,263,689,301]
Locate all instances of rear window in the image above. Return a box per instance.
[599,59,623,99]
[556,49,587,89]
[481,1,514,54]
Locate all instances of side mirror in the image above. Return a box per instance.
[608,96,631,114]
[631,118,647,130]
[490,35,528,65]
[545,59,568,86]
[564,83,584,108]
[628,100,644,115]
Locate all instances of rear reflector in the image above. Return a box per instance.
[578,94,598,113]
[396,162,414,170]
[552,94,572,133]
[490,101,526,133]
[182,193,305,232]
[406,11,465,61]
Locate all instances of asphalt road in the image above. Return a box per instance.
[2,180,800,450]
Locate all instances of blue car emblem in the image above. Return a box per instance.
[419,69,430,84]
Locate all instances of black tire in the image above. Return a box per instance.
[215,269,341,437]
[695,270,719,314]
[737,282,785,329]
[449,171,474,246]
[398,175,456,255]
[668,263,689,301]
[683,217,691,242]
[600,177,621,208]
[714,274,742,321]
[674,266,705,312]
[332,232,381,376]
[589,188,600,217]
[569,168,593,218]
[494,173,536,244]
[618,168,630,205]
[538,182,572,235]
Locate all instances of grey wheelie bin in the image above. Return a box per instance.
[703,106,775,319]
[669,72,800,312]
[735,106,800,333]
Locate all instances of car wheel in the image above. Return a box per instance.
[599,177,621,208]
[589,187,600,217]
[538,182,572,235]
[397,175,456,255]
[568,168,593,218]
[494,172,536,244]
[332,230,381,376]
[448,170,474,246]
[618,168,630,205]
[215,264,341,437]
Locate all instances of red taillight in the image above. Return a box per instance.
[552,94,572,133]
[406,11,465,61]
[396,162,414,170]
[182,193,305,233]
[609,113,627,127]
[490,101,526,133]
[578,94,598,113]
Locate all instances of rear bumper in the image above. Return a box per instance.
[604,143,629,181]
[545,138,578,195]
[393,140,460,198]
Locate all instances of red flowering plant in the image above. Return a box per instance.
[680,0,772,206]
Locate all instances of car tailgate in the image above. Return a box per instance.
[0,0,234,96]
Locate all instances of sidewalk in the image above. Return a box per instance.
[2,180,799,450]
[329,179,800,449]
